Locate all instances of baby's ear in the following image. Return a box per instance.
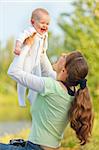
[31,19,34,25]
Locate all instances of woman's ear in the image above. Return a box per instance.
[62,69,65,72]
[61,67,68,80]
[62,67,66,73]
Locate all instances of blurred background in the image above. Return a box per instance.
[0,0,99,150]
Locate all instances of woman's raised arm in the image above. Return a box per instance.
[8,45,45,93]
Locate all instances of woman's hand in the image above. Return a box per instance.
[23,32,36,46]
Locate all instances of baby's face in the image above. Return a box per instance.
[32,12,50,35]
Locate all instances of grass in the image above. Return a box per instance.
[0,128,30,143]
[0,117,99,150]
[0,93,99,150]
[0,93,31,121]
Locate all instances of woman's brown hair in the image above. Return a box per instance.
[65,51,94,145]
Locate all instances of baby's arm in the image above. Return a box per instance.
[14,26,35,55]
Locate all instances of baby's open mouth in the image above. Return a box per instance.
[41,28,46,31]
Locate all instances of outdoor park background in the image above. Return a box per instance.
[0,0,99,150]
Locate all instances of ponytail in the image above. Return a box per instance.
[69,87,94,145]
[63,51,94,145]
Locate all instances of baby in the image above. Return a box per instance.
[13,8,56,106]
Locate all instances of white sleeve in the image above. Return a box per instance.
[7,46,45,93]
[17,26,35,43]
[41,52,57,79]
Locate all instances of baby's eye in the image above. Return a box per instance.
[40,22,45,24]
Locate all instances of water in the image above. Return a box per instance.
[0,121,31,136]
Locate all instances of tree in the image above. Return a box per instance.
[58,0,99,110]
[0,37,15,94]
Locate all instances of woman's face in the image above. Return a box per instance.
[53,54,67,73]
[53,54,68,81]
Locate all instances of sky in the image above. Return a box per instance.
[0,0,74,46]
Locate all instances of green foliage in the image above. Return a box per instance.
[0,0,99,125]
[48,32,65,60]
[0,94,31,121]
[58,0,99,111]
[0,37,14,72]
[0,37,17,95]
[0,38,30,121]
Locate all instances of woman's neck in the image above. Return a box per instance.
[58,81,67,91]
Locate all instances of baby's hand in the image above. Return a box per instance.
[14,40,22,55]
[14,47,21,55]
[24,33,36,46]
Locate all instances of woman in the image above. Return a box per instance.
[0,42,93,150]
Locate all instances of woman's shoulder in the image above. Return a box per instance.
[42,77,66,94]
[42,77,73,100]
[42,77,56,86]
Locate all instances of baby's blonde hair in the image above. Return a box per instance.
[31,8,49,21]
